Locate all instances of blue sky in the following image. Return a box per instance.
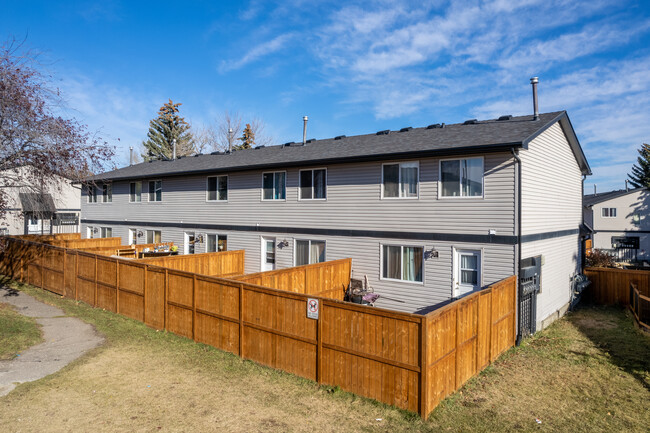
[3,0,650,192]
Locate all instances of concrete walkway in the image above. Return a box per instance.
[0,287,104,397]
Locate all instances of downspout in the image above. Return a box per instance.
[511,148,523,345]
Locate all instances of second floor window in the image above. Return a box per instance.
[300,169,326,199]
[602,208,617,218]
[87,185,97,203]
[207,176,228,201]
[102,184,112,203]
[383,162,418,198]
[440,157,483,197]
[130,181,142,202]
[263,171,286,200]
[149,180,162,202]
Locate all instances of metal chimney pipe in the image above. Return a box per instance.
[129,146,134,166]
[303,116,308,145]
[530,77,539,120]
[594,184,597,195]
[228,128,233,153]
[172,139,177,160]
[626,179,629,192]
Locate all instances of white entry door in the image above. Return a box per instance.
[184,232,196,255]
[454,250,481,297]
[261,237,276,271]
[128,228,137,245]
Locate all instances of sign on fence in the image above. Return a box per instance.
[307,298,319,319]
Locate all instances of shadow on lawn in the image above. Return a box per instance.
[570,305,650,391]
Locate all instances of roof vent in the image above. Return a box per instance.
[210,151,223,155]
[497,115,513,121]
[254,145,265,149]
[194,153,203,157]
[334,135,346,140]
[399,127,413,132]
[283,142,295,147]
[463,119,478,125]
[306,138,317,143]
[427,123,445,129]
[376,130,390,135]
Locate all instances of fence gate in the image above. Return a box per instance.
[517,256,541,344]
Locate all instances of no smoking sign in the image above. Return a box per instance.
[307,298,319,320]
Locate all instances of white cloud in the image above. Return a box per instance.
[219,33,295,72]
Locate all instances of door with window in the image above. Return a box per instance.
[455,250,481,296]
[128,228,137,245]
[261,237,276,271]
[184,232,195,255]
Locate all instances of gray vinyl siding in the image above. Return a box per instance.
[520,123,582,328]
[82,153,515,236]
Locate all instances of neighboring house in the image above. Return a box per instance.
[81,111,590,333]
[583,188,650,262]
[0,166,81,236]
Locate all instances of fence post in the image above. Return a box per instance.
[20,256,24,283]
[317,303,323,384]
[40,246,44,289]
[143,265,148,324]
[419,315,429,418]
[164,269,169,330]
[512,277,517,346]
[116,260,120,314]
[239,283,244,358]
[454,304,460,390]
[74,252,79,301]
[94,255,98,307]
[192,274,197,341]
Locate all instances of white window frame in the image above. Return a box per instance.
[298,168,327,201]
[381,161,420,199]
[452,248,483,297]
[379,243,425,284]
[128,228,137,245]
[129,181,142,203]
[86,185,98,203]
[206,233,228,252]
[100,227,113,238]
[102,183,112,203]
[261,171,287,201]
[438,156,484,199]
[601,207,617,218]
[86,226,94,239]
[148,179,163,202]
[206,175,229,202]
[294,239,327,266]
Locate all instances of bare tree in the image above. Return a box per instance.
[192,110,274,153]
[0,37,114,218]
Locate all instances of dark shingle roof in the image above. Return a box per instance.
[91,111,590,182]
[583,188,645,207]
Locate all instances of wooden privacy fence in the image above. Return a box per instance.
[14,233,81,242]
[137,250,245,277]
[78,242,175,258]
[0,237,516,418]
[583,267,650,305]
[232,258,351,300]
[48,237,123,249]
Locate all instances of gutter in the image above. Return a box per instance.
[511,148,523,345]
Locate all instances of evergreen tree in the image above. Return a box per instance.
[142,99,195,160]
[628,143,650,188]
[234,123,255,150]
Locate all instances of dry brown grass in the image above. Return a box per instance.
[0,281,648,433]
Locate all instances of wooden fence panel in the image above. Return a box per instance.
[490,277,516,359]
[584,267,650,304]
[145,268,166,329]
[63,251,76,298]
[321,302,421,413]
[117,262,145,321]
[166,271,194,339]
[137,251,245,277]
[194,278,240,354]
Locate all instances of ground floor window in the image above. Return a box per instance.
[207,234,227,252]
[295,240,325,266]
[382,244,423,282]
[100,227,112,238]
[146,230,161,244]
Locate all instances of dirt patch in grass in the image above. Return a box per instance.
[0,302,42,360]
[1,281,648,433]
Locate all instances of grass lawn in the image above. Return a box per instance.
[0,301,42,360]
[0,280,648,432]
